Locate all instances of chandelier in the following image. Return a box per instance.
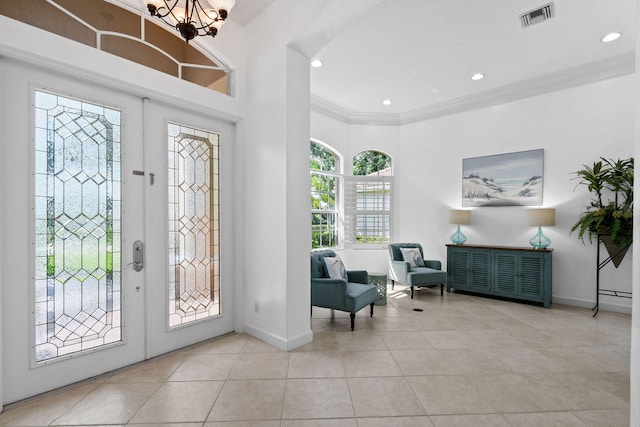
[143,0,236,43]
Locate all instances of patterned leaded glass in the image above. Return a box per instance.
[168,123,220,327]
[34,90,122,362]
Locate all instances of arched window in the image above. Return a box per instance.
[353,150,392,176]
[345,151,393,245]
[310,141,340,248]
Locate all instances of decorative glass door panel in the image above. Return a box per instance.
[3,61,234,404]
[168,122,220,327]
[34,90,122,362]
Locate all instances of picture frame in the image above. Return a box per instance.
[462,149,544,207]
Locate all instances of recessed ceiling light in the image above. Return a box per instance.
[310,59,323,68]
[601,32,622,43]
[382,99,392,106]
[471,73,485,81]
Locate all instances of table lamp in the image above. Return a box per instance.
[449,209,471,245]
[527,208,555,249]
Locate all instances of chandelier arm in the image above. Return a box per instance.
[145,0,230,41]
[165,0,187,24]
[152,0,172,20]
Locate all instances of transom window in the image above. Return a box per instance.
[0,0,230,94]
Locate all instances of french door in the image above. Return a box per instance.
[0,61,234,404]
[143,100,235,358]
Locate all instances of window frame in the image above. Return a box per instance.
[310,140,342,249]
[343,175,393,248]
[346,150,393,248]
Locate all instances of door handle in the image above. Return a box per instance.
[132,240,144,271]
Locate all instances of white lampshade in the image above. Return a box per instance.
[527,208,556,227]
[449,209,471,225]
[208,0,236,13]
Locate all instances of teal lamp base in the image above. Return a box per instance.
[450,225,467,245]
[529,226,551,249]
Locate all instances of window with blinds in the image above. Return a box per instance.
[344,176,392,245]
[346,150,393,246]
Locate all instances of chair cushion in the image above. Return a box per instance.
[407,267,447,286]
[324,256,348,280]
[311,249,337,278]
[345,282,378,313]
[400,247,425,267]
[389,243,424,262]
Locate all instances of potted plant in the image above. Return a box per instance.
[571,157,633,267]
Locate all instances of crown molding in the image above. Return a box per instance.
[311,52,635,126]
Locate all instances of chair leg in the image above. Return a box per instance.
[391,280,395,290]
[410,285,414,299]
[370,303,374,317]
[440,284,444,296]
[350,313,355,331]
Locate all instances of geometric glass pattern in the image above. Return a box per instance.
[168,123,220,327]
[34,90,122,362]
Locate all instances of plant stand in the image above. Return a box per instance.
[593,235,632,317]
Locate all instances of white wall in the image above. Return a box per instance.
[237,0,330,349]
[629,1,640,423]
[313,74,635,313]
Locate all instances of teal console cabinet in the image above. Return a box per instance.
[448,248,491,293]
[446,244,552,308]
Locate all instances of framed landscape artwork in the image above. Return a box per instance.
[462,149,544,207]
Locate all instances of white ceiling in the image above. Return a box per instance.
[127,0,637,122]
[309,0,637,122]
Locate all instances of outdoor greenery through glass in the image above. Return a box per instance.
[34,90,122,362]
[310,141,339,248]
[353,150,392,176]
[310,145,393,248]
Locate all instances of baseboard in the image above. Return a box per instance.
[552,295,632,315]
[242,322,313,351]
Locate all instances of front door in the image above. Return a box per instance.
[143,100,235,358]
[1,61,234,404]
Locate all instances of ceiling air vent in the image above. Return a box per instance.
[520,2,554,28]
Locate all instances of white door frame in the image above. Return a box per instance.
[0,50,240,406]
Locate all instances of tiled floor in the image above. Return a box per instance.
[0,284,631,426]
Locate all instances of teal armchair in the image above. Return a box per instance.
[388,243,447,299]
[310,250,377,331]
